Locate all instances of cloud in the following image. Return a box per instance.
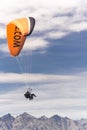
[0,72,77,84]
[23,37,49,51]
[69,21,87,32]
[0,27,6,39]
[47,31,69,39]
[0,71,86,118]
[0,44,8,53]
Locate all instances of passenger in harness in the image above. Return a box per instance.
[24,88,36,100]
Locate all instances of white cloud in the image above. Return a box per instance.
[0,27,6,39]
[47,31,69,39]
[23,37,49,51]
[0,71,87,118]
[69,22,87,32]
[0,72,77,83]
[0,44,9,53]
[0,73,79,83]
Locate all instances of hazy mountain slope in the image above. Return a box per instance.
[0,112,87,130]
[0,114,14,130]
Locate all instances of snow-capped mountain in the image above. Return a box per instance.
[0,112,87,130]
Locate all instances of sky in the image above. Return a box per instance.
[0,0,87,119]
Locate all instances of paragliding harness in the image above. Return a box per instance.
[24,91,36,100]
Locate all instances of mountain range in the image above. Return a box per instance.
[0,112,87,130]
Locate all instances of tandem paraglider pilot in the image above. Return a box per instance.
[24,88,36,100]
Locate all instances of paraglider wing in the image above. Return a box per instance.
[6,17,35,56]
[28,17,35,35]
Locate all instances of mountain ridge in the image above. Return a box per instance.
[0,112,86,130]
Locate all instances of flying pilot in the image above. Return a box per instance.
[24,88,36,100]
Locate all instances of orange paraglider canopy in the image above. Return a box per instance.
[6,17,35,56]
